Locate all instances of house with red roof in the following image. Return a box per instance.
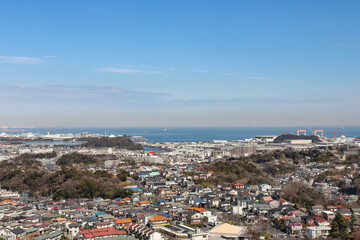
[94,221,113,229]
[304,217,316,227]
[233,183,244,189]
[336,205,348,210]
[326,205,337,212]
[78,227,126,240]
[290,210,307,218]
[286,222,302,235]
[314,216,330,226]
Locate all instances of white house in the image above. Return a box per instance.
[306,226,331,239]
[259,184,271,192]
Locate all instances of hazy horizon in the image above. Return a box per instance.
[2,124,360,129]
[1,1,360,127]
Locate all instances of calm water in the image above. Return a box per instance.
[24,141,81,146]
[5,127,360,143]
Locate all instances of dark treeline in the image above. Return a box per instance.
[14,152,57,160]
[81,136,143,150]
[56,152,100,166]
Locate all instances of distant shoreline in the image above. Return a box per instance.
[1,126,359,143]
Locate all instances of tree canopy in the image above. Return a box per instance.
[331,212,349,239]
[0,157,133,200]
[82,136,143,150]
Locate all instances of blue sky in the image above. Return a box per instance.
[0,0,359,127]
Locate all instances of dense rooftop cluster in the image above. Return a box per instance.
[0,132,360,239]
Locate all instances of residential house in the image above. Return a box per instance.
[130,224,163,240]
[314,216,330,226]
[306,226,331,239]
[94,221,113,229]
[7,228,25,240]
[115,218,133,229]
[322,211,336,221]
[78,227,126,240]
[147,215,170,229]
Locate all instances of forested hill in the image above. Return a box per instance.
[273,134,320,143]
[81,136,143,150]
[0,155,133,200]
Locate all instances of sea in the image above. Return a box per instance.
[5,127,360,143]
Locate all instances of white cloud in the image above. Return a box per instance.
[97,67,163,74]
[247,76,270,80]
[0,56,44,64]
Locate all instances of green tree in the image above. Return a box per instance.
[77,179,98,198]
[272,218,285,231]
[112,188,133,199]
[117,169,128,182]
[350,213,357,232]
[331,212,349,239]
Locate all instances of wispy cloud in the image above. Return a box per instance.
[103,64,238,75]
[0,56,44,64]
[171,96,347,105]
[189,69,236,75]
[43,55,58,58]
[247,76,271,80]
[112,64,176,71]
[0,85,168,100]
[286,80,305,83]
[97,67,163,74]
[116,64,152,69]
[190,69,212,73]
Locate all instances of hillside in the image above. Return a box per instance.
[0,155,132,200]
[81,136,143,150]
[56,152,100,166]
[198,161,273,186]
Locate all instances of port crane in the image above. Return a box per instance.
[313,129,324,137]
[330,132,341,140]
[297,129,307,136]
